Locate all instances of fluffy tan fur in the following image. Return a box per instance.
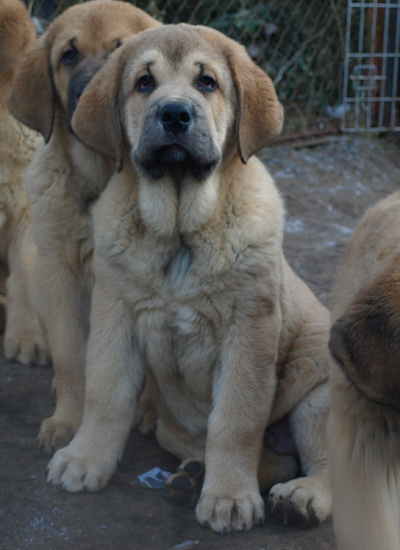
[0,0,49,365]
[48,24,331,533]
[8,0,160,452]
[328,190,400,550]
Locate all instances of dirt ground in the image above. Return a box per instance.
[1,135,400,550]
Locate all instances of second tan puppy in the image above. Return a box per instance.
[328,191,400,550]
[0,0,49,364]
[8,0,160,452]
[48,24,332,532]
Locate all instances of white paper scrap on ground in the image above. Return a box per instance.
[136,466,172,488]
[169,541,200,549]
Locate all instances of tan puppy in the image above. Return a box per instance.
[328,190,400,550]
[0,0,49,365]
[8,0,160,452]
[48,24,331,532]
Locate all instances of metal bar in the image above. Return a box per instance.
[345,126,400,131]
[350,3,400,7]
[390,2,400,127]
[366,0,378,130]
[378,3,391,128]
[347,52,400,57]
[345,96,400,101]
[342,0,352,130]
[355,3,365,129]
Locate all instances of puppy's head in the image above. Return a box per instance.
[0,0,36,74]
[72,24,284,178]
[329,261,400,410]
[8,0,160,142]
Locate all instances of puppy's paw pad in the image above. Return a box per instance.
[166,468,202,508]
[179,457,205,477]
[168,472,195,492]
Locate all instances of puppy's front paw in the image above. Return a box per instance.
[47,442,116,493]
[196,489,264,533]
[134,403,157,435]
[39,417,76,454]
[5,335,50,366]
[268,476,331,525]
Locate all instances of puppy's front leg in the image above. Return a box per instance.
[47,275,144,492]
[196,307,280,533]
[35,255,89,452]
[4,224,49,366]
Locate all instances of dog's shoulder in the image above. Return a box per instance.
[91,165,140,255]
[220,156,284,245]
[331,190,400,316]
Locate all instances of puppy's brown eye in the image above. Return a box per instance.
[114,39,122,49]
[137,74,154,92]
[61,48,78,66]
[197,75,217,92]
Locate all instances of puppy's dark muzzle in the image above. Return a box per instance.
[67,63,101,124]
[160,102,193,134]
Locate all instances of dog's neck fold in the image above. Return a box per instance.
[137,168,221,238]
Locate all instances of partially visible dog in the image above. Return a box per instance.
[0,0,49,365]
[48,24,332,533]
[8,0,161,452]
[328,190,400,550]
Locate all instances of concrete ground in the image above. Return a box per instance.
[1,135,400,550]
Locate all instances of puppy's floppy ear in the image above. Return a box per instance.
[226,45,284,163]
[71,46,126,172]
[8,35,55,142]
[329,266,400,410]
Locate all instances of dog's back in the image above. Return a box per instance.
[0,0,40,233]
[328,190,400,550]
[0,0,36,73]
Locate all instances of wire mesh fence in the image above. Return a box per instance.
[26,0,349,132]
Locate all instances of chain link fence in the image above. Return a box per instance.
[27,0,348,132]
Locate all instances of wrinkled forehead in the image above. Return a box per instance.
[46,6,134,62]
[123,26,233,90]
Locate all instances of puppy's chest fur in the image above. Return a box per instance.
[131,226,235,368]
[96,162,282,424]
[123,231,237,421]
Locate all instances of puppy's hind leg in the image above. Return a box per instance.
[134,372,158,435]
[268,382,332,525]
[167,446,298,509]
[167,457,205,507]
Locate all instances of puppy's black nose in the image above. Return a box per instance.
[160,103,192,133]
